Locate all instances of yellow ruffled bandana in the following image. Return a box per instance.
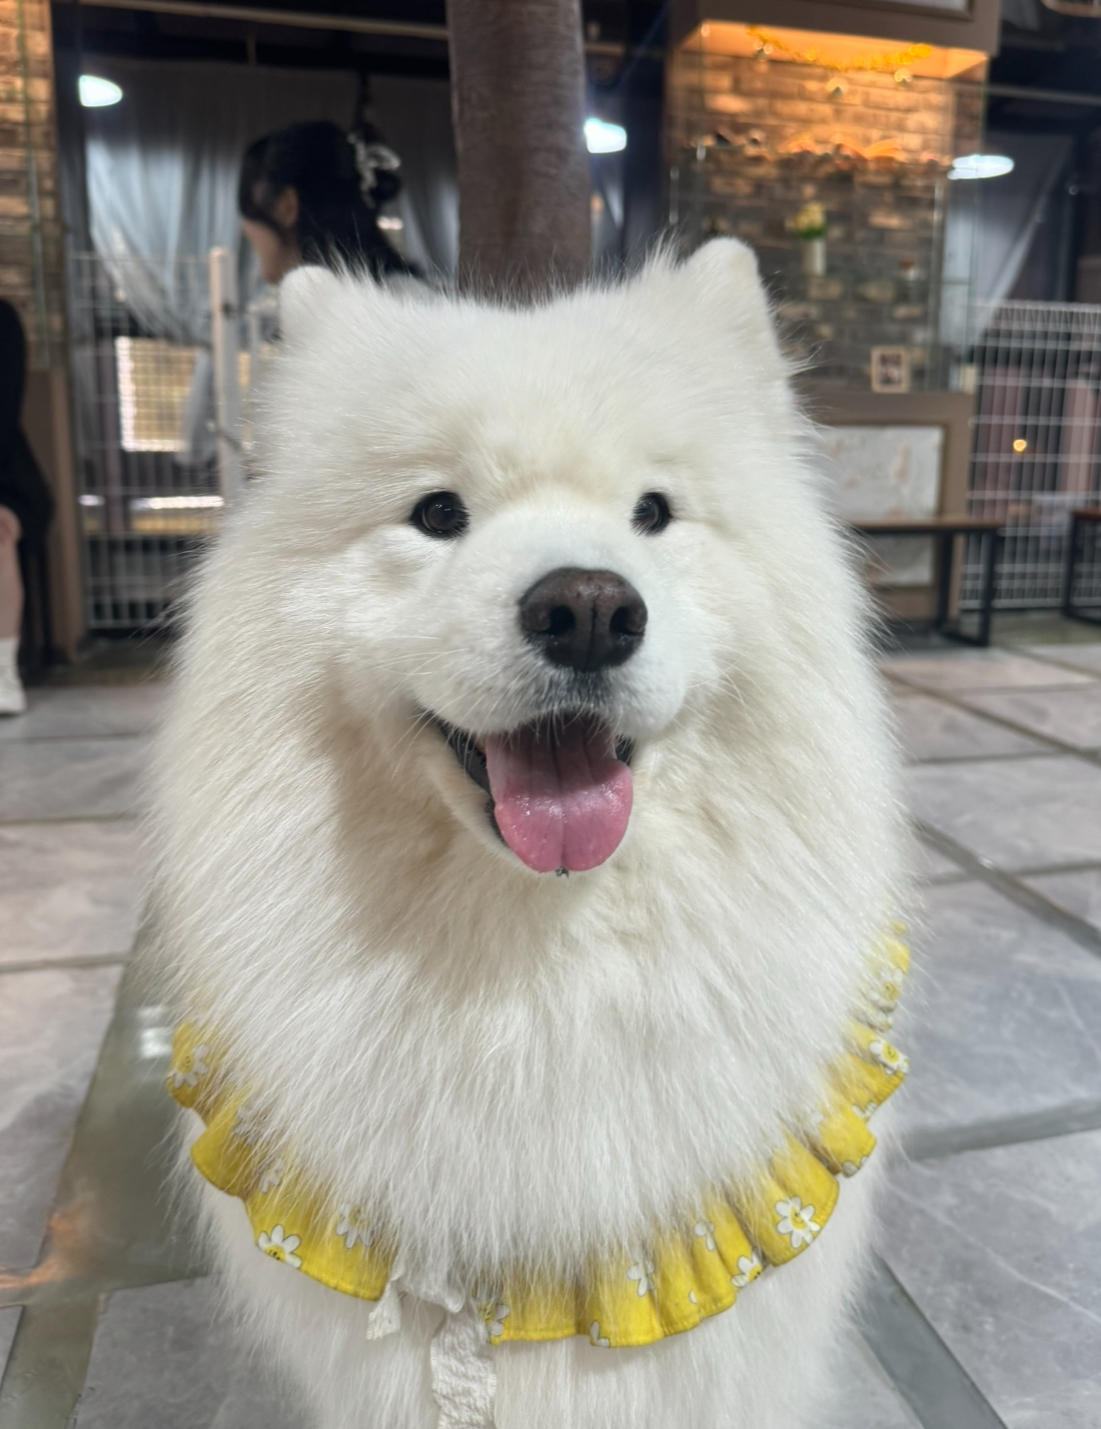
[168,936,908,1351]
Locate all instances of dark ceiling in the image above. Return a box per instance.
[56,0,1101,112]
[992,4,1101,135]
[52,1,1101,155]
[52,0,667,88]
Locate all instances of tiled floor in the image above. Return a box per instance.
[1,632,1100,1428]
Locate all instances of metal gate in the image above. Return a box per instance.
[963,301,1101,610]
[68,250,276,631]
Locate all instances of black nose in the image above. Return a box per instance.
[519,567,647,672]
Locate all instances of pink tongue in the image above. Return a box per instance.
[484,718,633,874]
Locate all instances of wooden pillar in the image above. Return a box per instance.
[448,0,591,297]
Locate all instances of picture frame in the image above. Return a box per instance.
[870,346,911,394]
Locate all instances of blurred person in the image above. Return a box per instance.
[0,300,54,716]
[238,120,415,285]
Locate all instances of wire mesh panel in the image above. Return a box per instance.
[69,251,233,630]
[963,301,1101,610]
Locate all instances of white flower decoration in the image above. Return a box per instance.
[334,1207,370,1251]
[840,1157,868,1177]
[488,1303,510,1339]
[693,1219,716,1252]
[731,1252,762,1289]
[589,1321,610,1348]
[869,1038,909,1075]
[626,1258,656,1297]
[876,970,902,1007]
[170,1043,210,1089]
[852,1099,879,1122]
[232,1102,264,1145]
[258,1156,284,1193]
[257,1224,302,1268]
[775,1198,820,1250]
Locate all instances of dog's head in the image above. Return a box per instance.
[200,242,886,886]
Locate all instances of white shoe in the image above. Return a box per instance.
[0,666,27,715]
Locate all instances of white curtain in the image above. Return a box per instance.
[82,59,357,463]
[940,129,1073,348]
[370,75,458,278]
[85,57,358,332]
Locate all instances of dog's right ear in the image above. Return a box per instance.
[279,265,344,346]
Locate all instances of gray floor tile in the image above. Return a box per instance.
[0,737,148,822]
[889,691,1046,762]
[814,1329,920,1429]
[878,1129,1101,1425]
[1022,642,1101,677]
[1000,1375,1101,1429]
[913,839,969,882]
[1023,866,1101,935]
[0,685,165,743]
[0,1306,19,1380]
[0,821,141,966]
[960,686,1101,753]
[906,755,1101,871]
[897,882,1101,1137]
[882,649,1096,693]
[73,1277,308,1429]
[0,965,122,1270]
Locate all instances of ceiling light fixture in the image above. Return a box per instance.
[79,75,123,107]
[948,153,1014,180]
[585,118,626,154]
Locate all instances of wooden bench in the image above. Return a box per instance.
[1063,509,1101,628]
[848,516,1004,648]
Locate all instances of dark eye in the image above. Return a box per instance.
[411,491,469,539]
[632,491,672,535]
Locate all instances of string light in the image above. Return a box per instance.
[746,27,932,74]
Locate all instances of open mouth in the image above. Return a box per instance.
[432,713,635,875]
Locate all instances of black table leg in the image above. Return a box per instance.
[1062,513,1080,618]
[976,530,998,648]
[1064,514,1101,626]
[936,530,998,647]
[934,532,953,634]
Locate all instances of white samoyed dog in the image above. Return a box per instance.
[152,239,907,1429]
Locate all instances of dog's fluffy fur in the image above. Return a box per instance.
[152,240,907,1428]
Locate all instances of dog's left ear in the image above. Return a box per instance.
[644,239,782,370]
[677,239,776,344]
[279,265,345,346]
[679,236,760,290]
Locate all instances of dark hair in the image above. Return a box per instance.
[238,120,413,279]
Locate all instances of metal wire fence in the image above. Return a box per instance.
[68,251,276,630]
[963,300,1101,611]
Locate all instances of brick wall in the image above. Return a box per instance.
[667,49,983,390]
[0,0,64,369]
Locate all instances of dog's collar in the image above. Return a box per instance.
[168,936,908,1350]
